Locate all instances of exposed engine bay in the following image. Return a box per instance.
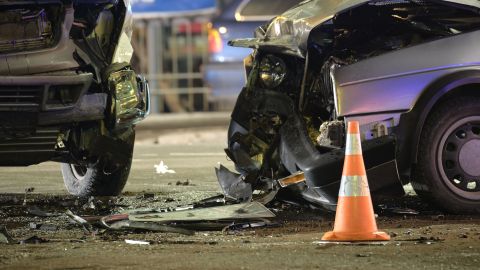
[223,0,480,211]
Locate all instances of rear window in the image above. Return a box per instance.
[237,0,302,21]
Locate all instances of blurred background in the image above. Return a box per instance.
[130,0,301,113]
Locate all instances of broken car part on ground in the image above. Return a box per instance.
[226,0,480,213]
[0,0,150,196]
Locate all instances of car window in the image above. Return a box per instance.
[236,0,303,21]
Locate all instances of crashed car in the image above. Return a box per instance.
[225,0,480,213]
[0,0,149,196]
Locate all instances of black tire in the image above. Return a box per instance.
[61,132,135,196]
[412,96,480,213]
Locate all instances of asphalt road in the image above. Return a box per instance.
[1,127,480,270]
[0,122,232,197]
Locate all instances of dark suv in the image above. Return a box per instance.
[0,0,149,196]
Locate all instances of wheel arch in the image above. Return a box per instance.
[397,69,480,182]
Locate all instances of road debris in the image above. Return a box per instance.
[23,187,35,206]
[176,180,192,186]
[222,220,279,232]
[137,193,155,199]
[129,202,275,222]
[154,161,176,174]
[108,220,194,235]
[0,226,15,244]
[125,239,150,245]
[356,253,373,258]
[65,210,92,233]
[378,205,419,216]
[215,164,252,202]
[313,240,390,246]
[20,235,48,244]
[27,206,60,217]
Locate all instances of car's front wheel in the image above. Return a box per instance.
[413,96,480,213]
[61,132,134,196]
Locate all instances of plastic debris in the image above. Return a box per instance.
[125,239,150,245]
[154,161,176,174]
[215,164,252,202]
[129,202,275,222]
[108,220,194,235]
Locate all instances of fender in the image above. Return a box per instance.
[396,69,480,180]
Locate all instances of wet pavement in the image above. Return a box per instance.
[1,127,480,269]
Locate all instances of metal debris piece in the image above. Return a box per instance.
[215,164,252,202]
[20,235,48,244]
[129,202,275,222]
[194,195,226,208]
[66,210,89,224]
[154,161,176,174]
[65,210,92,232]
[27,206,60,217]
[0,226,15,244]
[125,239,150,245]
[222,220,279,232]
[378,205,419,215]
[109,220,194,235]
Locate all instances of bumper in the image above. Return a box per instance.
[0,71,150,128]
[229,87,404,208]
[0,73,93,112]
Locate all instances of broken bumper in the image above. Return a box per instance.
[228,88,403,209]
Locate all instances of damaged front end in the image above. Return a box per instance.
[225,0,480,210]
[0,0,150,196]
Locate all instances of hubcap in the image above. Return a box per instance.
[458,140,480,176]
[439,117,480,199]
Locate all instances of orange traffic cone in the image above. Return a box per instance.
[322,121,390,242]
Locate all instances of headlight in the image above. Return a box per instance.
[259,55,286,88]
[108,69,149,128]
[265,16,295,38]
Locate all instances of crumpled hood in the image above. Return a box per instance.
[228,0,480,58]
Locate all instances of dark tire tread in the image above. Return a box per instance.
[412,96,480,213]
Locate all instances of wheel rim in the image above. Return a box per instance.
[438,116,480,200]
[71,164,87,180]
